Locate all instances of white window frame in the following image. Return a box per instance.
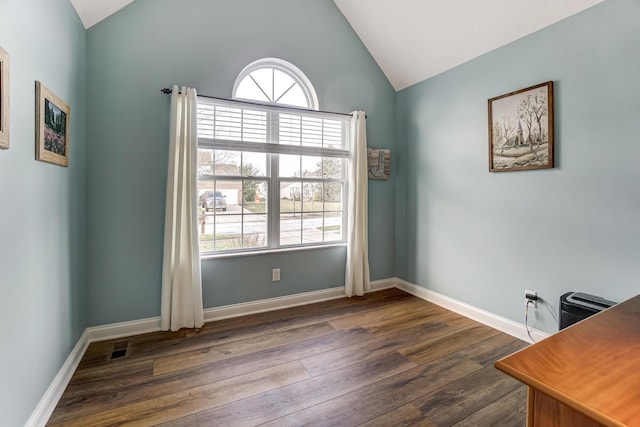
[197,59,350,256]
[233,57,319,110]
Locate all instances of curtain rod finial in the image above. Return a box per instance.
[161,88,172,95]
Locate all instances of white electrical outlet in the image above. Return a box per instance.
[272,268,281,282]
[525,289,537,308]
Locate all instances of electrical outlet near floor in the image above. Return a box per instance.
[272,268,281,282]
[525,289,538,308]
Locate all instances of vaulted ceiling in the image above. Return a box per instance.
[70,0,135,29]
[70,0,605,91]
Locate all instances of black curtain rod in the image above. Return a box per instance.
[160,88,365,119]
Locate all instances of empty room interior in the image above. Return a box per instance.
[1,0,640,425]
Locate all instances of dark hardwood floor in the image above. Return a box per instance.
[48,288,528,426]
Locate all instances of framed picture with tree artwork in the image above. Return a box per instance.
[0,46,9,150]
[35,81,69,167]
[488,81,554,172]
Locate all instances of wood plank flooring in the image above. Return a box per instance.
[48,288,528,426]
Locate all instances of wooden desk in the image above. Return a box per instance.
[495,294,640,427]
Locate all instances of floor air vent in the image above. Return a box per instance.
[109,341,129,360]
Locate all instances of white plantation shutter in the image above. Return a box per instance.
[197,97,350,158]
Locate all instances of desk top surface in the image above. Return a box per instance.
[495,294,640,427]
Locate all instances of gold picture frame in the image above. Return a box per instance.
[36,81,69,167]
[488,81,554,172]
[0,46,9,150]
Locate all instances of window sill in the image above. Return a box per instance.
[200,243,347,260]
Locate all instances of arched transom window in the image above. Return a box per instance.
[233,58,319,110]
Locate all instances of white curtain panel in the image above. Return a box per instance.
[345,111,371,297]
[161,85,204,331]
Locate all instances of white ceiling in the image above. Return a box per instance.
[70,0,605,91]
[334,0,606,90]
[70,0,135,29]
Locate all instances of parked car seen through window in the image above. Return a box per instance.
[200,190,226,212]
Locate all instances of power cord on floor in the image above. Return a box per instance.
[525,300,536,343]
[524,296,560,344]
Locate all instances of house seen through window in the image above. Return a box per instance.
[197,58,350,254]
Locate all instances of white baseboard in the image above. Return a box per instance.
[24,330,90,427]
[204,287,345,322]
[370,278,396,292]
[86,317,162,343]
[394,278,550,343]
[78,278,395,343]
[204,278,395,322]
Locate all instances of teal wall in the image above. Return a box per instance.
[0,0,87,425]
[7,0,637,421]
[85,0,396,325]
[395,0,640,334]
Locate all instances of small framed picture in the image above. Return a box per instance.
[488,81,554,172]
[0,46,9,150]
[36,81,69,167]
[367,148,391,180]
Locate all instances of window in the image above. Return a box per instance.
[197,59,350,254]
[233,58,318,109]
